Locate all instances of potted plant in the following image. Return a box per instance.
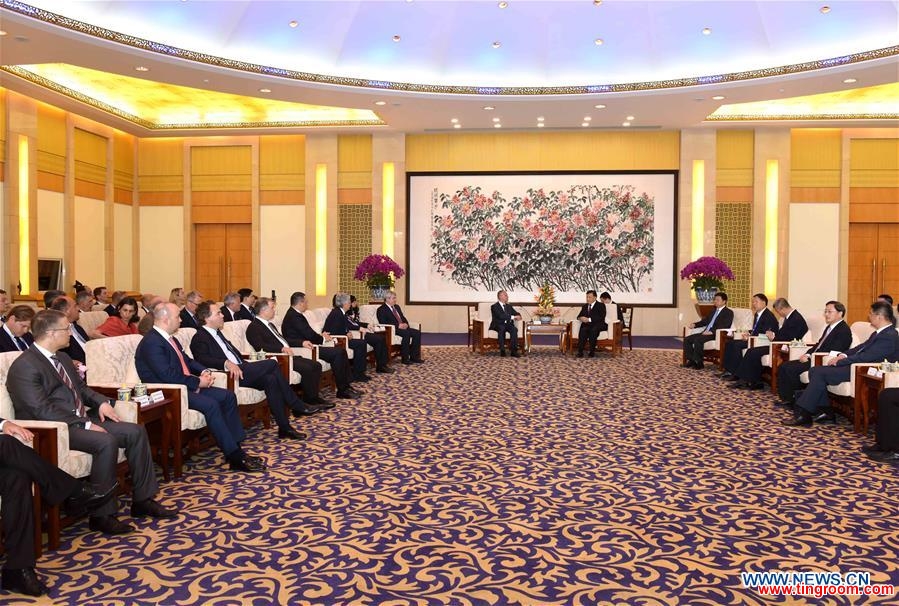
[680,256,735,302]
[534,283,557,323]
[354,254,405,301]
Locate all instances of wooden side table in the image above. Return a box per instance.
[856,370,884,435]
[523,322,569,354]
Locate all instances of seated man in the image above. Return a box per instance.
[49,296,91,367]
[235,288,256,321]
[377,291,423,364]
[774,301,852,408]
[178,291,203,330]
[323,293,375,382]
[490,290,521,358]
[720,293,778,379]
[784,301,899,427]
[135,303,266,473]
[0,288,10,322]
[1,419,116,597]
[599,292,625,324]
[575,289,607,358]
[221,292,241,322]
[0,305,35,353]
[863,387,899,464]
[682,292,733,369]
[246,297,333,408]
[347,295,393,371]
[730,297,809,390]
[41,290,65,309]
[138,296,165,336]
[282,291,360,399]
[94,286,116,317]
[8,310,176,535]
[189,301,309,440]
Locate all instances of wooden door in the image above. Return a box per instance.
[194,224,252,300]
[878,224,899,300]
[848,224,878,324]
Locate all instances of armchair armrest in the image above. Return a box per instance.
[849,363,880,392]
[113,400,139,423]
[884,371,899,388]
[13,421,68,469]
[811,353,831,367]
[787,345,812,361]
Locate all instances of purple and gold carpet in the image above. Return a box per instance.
[12,348,898,605]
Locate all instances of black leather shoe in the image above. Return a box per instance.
[411,359,425,364]
[245,454,267,468]
[813,411,837,424]
[576,352,584,358]
[229,458,265,473]
[131,498,178,519]
[587,352,595,358]
[719,371,734,379]
[868,450,899,463]
[499,350,506,357]
[510,351,521,358]
[782,411,813,427]
[862,444,888,454]
[376,366,395,373]
[89,515,135,535]
[292,406,323,417]
[277,426,307,440]
[346,386,363,397]
[353,373,371,382]
[63,481,118,518]
[773,400,794,408]
[306,396,336,409]
[1,567,47,597]
[728,381,747,389]
[336,389,357,399]
[692,362,705,370]
[402,359,413,365]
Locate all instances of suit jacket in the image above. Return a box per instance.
[222,307,237,323]
[695,306,734,332]
[179,308,200,331]
[7,347,108,428]
[103,304,118,317]
[807,320,853,356]
[489,302,520,332]
[235,305,254,322]
[377,303,408,327]
[246,317,288,353]
[836,325,899,367]
[61,323,90,364]
[282,307,323,346]
[577,302,607,332]
[323,308,353,336]
[0,328,34,353]
[135,328,205,391]
[190,326,245,370]
[771,310,808,342]
[750,308,779,336]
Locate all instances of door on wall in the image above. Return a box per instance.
[195,224,252,300]
[848,223,899,324]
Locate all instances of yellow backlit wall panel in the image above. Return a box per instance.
[73,128,107,200]
[0,88,6,180]
[791,130,841,202]
[114,131,135,202]
[138,138,184,197]
[337,134,372,201]
[36,104,66,190]
[191,145,251,223]
[849,138,899,222]
[715,130,754,189]
[260,135,305,199]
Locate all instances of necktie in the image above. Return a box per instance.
[51,355,86,418]
[811,324,832,353]
[752,312,761,333]
[708,307,721,329]
[169,337,191,376]
[70,325,87,346]
[216,330,242,365]
[14,335,28,351]
[392,306,402,324]
[268,322,289,346]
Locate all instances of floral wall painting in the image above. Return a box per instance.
[406,171,678,305]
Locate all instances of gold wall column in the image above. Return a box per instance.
[5,92,37,296]
[305,135,338,305]
[753,129,791,298]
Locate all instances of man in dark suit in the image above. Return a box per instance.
[222,292,240,323]
[135,303,265,473]
[721,293,779,378]
[731,298,809,389]
[785,301,899,427]
[682,291,733,369]
[774,301,853,407]
[246,298,334,408]
[0,419,116,596]
[323,293,375,381]
[8,310,176,535]
[235,288,256,321]
[575,289,607,358]
[189,302,310,439]
[48,296,91,368]
[490,290,521,358]
[282,292,360,399]
[94,286,117,317]
[0,288,10,322]
[178,291,203,330]
[863,387,899,465]
[377,290,423,364]
[0,305,35,353]
[347,296,393,371]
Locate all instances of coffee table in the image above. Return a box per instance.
[524,322,570,354]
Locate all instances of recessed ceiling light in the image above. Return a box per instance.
[0,30,7,36]
[622,122,631,127]
[494,124,502,128]
[374,101,387,106]
[537,116,545,121]
[492,117,501,122]
[711,95,725,100]
[483,106,495,111]
[594,39,604,46]
[202,79,209,83]
[583,116,592,121]
[492,41,502,48]
[454,124,461,129]
[498,1,508,8]
[625,115,635,120]
[702,27,712,35]
[593,0,602,5]
[843,78,857,84]
[392,35,401,42]
[288,20,298,28]
[537,123,545,128]
[259,88,271,93]
[594,104,606,109]
[450,118,459,123]
[134,66,149,72]
[581,122,590,127]
[820,5,831,13]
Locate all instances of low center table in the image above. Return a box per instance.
[524,322,570,354]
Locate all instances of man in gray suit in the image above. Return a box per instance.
[7,310,176,535]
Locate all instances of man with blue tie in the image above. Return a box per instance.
[0,306,35,353]
[784,301,899,427]
[720,293,779,379]
[682,292,733,369]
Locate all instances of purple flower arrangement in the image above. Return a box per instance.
[354,254,405,289]
[680,256,734,290]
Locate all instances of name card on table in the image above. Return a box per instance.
[149,390,165,403]
[135,395,152,407]
[867,367,884,378]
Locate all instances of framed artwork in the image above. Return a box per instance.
[406,171,678,306]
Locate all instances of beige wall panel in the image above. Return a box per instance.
[114,203,133,289]
[338,134,372,172]
[73,195,106,286]
[191,145,251,176]
[791,129,841,170]
[37,171,64,193]
[37,189,64,259]
[139,192,183,206]
[0,88,6,153]
[337,171,372,189]
[260,174,304,190]
[788,203,839,314]
[140,206,184,294]
[191,174,252,191]
[138,139,183,176]
[139,175,183,192]
[260,134,305,176]
[260,205,305,305]
[260,190,305,205]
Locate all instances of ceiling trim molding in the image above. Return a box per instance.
[706,113,899,122]
[3,1,898,97]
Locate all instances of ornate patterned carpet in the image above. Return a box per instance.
[12,348,899,605]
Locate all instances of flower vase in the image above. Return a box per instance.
[370,286,389,301]
[694,288,718,303]
[539,315,552,324]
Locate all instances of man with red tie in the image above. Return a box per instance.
[376,291,423,365]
